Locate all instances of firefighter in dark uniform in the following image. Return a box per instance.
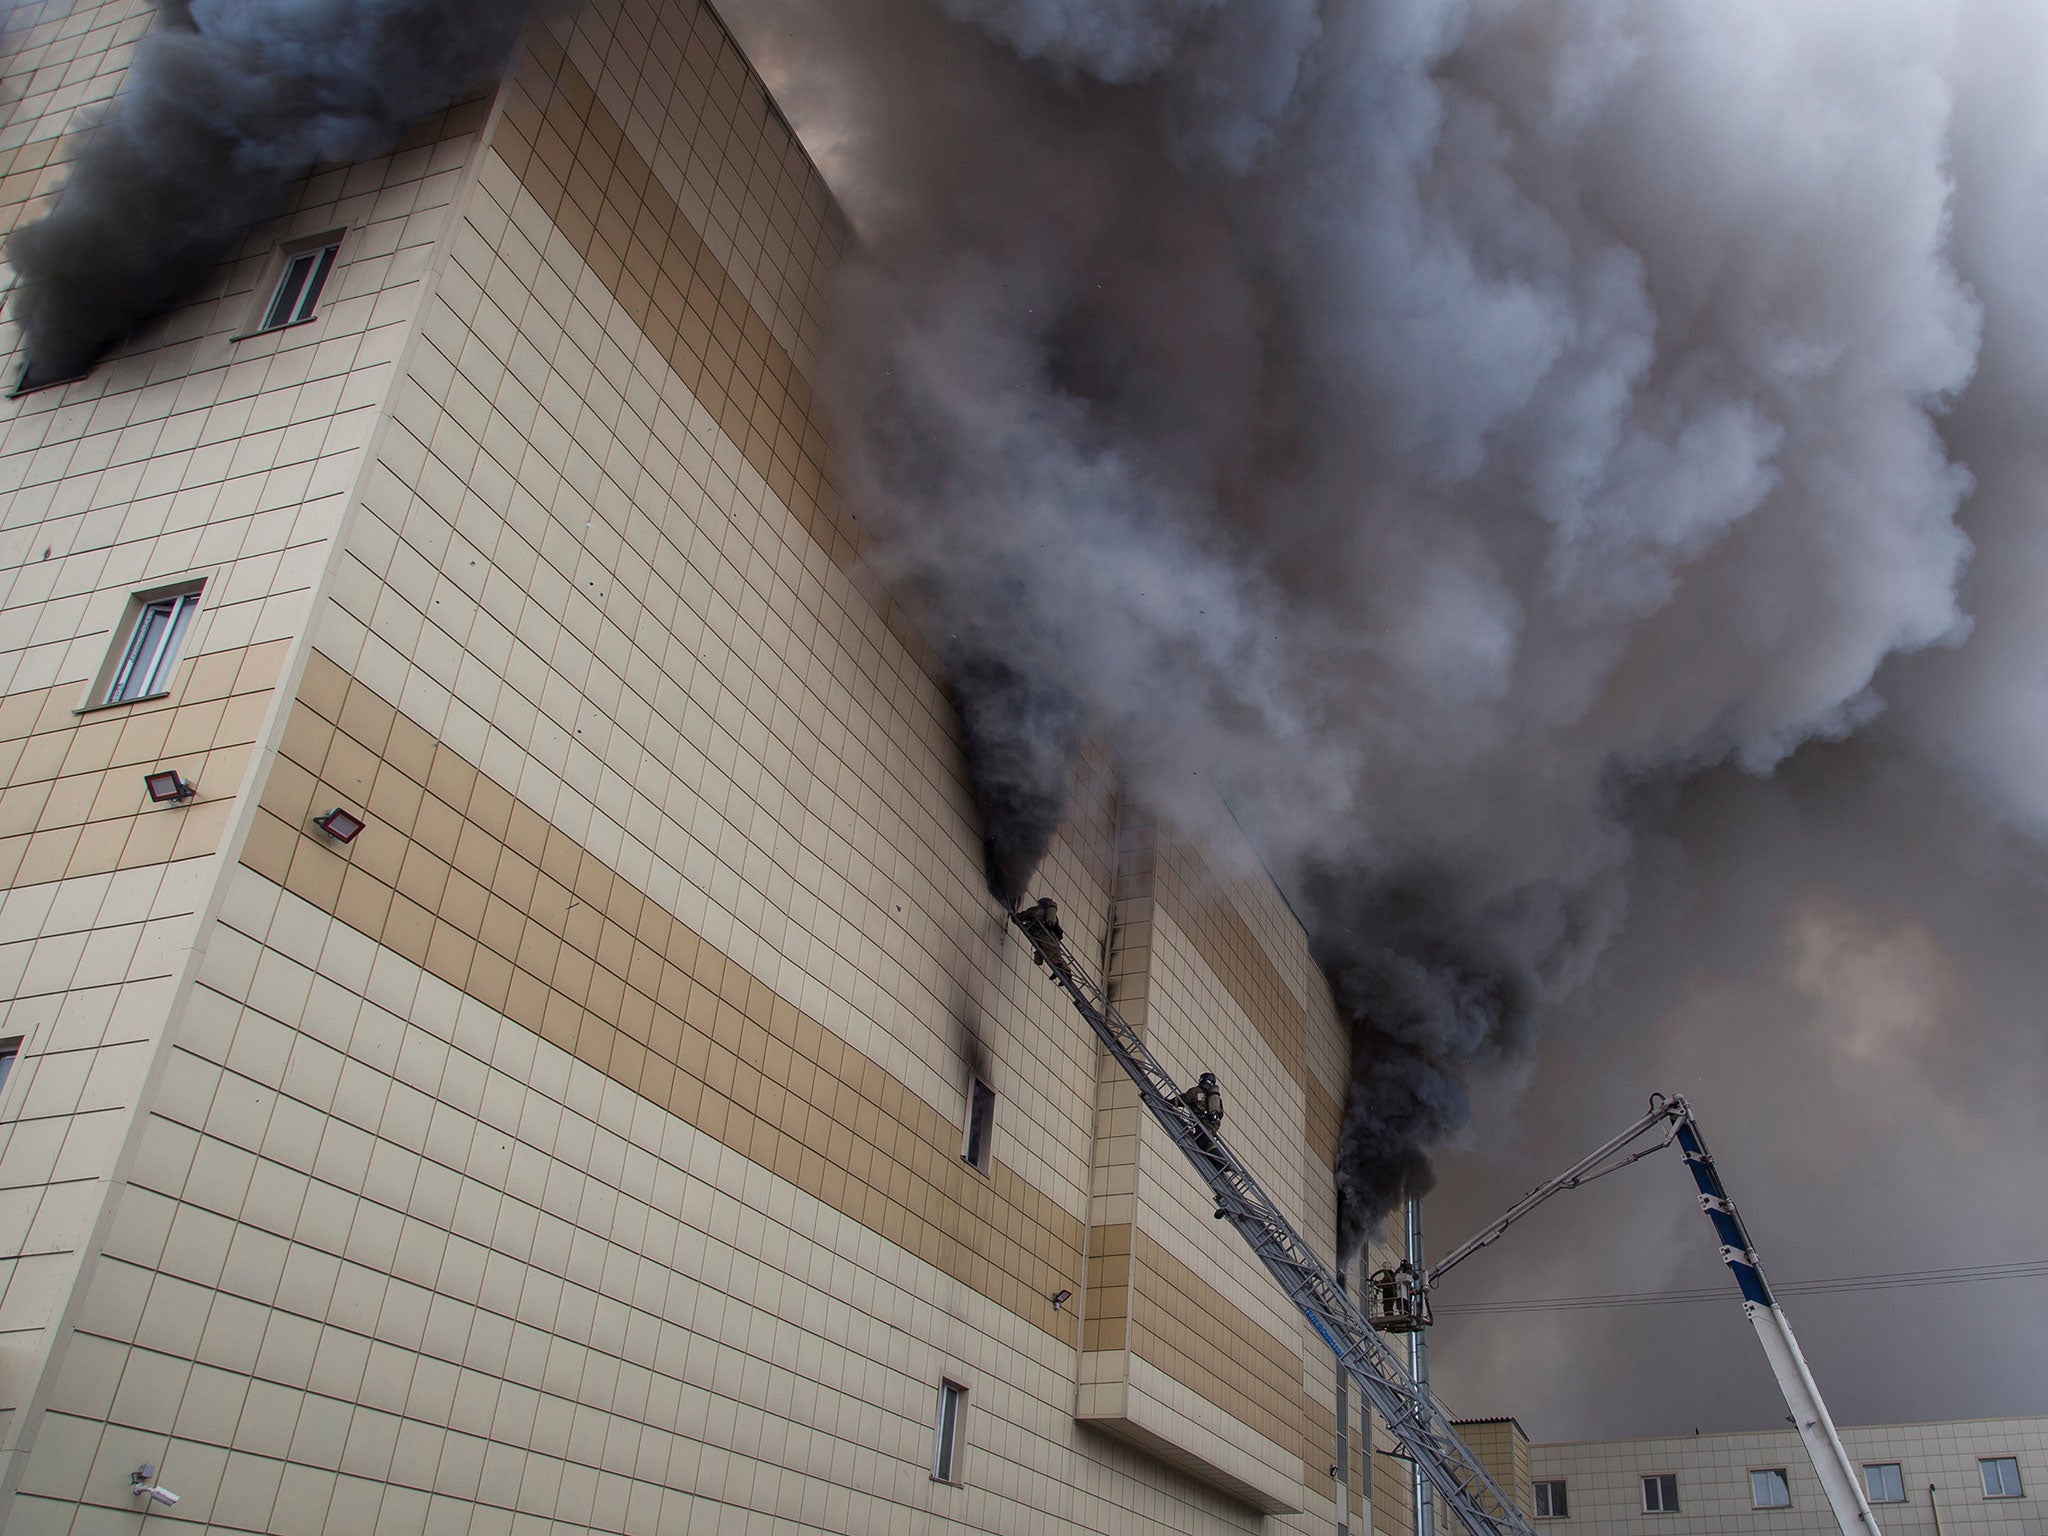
[1016,896,1067,970]
[1183,1071,1224,1134]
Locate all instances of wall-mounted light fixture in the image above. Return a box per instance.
[313,806,366,844]
[1050,1288,1073,1311]
[130,1465,179,1506]
[143,769,196,804]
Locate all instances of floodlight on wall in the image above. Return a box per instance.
[130,1465,180,1506]
[1049,1289,1073,1311]
[313,806,366,843]
[143,769,196,804]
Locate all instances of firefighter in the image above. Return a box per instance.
[1183,1071,1224,1133]
[1017,896,1066,970]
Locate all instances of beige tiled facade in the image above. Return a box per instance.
[0,0,1411,1530]
[1532,1417,2048,1536]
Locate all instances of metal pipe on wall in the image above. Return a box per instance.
[1408,1197,1432,1536]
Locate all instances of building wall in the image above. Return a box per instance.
[0,0,492,1498]
[0,0,1399,1531]
[1532,1417,2048,1536]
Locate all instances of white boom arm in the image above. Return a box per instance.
[1428,1095,1879,1536]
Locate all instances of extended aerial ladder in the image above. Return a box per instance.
[1367,1094,1880,1536]
[1011,900,1536,1536]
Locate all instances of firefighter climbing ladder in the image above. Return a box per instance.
[1012,904,1537,1536]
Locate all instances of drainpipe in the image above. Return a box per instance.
[1336,1267,1351,1536]
[1408,1197,1432,1536]
[1927,1484,1942,1536]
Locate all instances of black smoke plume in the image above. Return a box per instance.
[7,0,535,386]
[1312,883,1538,1260]
[950,650,1083,905]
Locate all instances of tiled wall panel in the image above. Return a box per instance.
[0,0,1389,1530]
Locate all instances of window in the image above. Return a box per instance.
[0,1039,17,1101]
[259,238,341,331]
[1534,1480,1568,1518]
[962,1078,995,1172]
[932,1379,968,1483]
[1751,1469,1791,1509]
[1980,1458,2023,1498]
[1864,1464,1906,1504]
[1643,1474,1680,1514]
[102,585,201,704]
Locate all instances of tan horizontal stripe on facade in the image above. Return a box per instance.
[1157,836,1308,1091]
[1127,1226,1308,1460]
[0,640,291,891]
[488,37,850,568]
[243,648,1084,1339]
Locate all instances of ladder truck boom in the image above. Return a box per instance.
[1402,1094,1879,1536]
[1011,901,1536,1536]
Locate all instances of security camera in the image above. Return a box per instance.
[131,1465,180,1505]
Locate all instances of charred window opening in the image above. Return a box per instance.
[963,1078,995,1173]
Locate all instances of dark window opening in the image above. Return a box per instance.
[261,241,341,332]
[932,1380,967,1483]
[1535,1480,1568,1519]
[963,1078,994,1172]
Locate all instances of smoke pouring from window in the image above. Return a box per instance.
[5,0,535,386]
[740,0,2048,1257]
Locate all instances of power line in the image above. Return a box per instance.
[1432,1258,2048,1316]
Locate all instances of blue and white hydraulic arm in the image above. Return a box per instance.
[1399,1093,1880,1536]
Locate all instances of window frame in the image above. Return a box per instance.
[1534,1479,1568,1519]
[1862,1464,1906,1505]
[1750,1468,1792,1509]
[0,1036,20,1105]
[1980,1457,2023,1499]
[932,1378,968,1484]
[249,232,344,336]
[1642,1473,1680,1514]
[96,583,203,707]
[962,1077,995,1173]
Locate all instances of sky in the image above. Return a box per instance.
[1424,739,2048,1439]
[707,0,2048,1441]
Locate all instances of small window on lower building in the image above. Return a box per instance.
[0,1038,18,1101]
[1980,1457,2023,1498]
[932,1379,968,1483]
[1752,1469,1792,1509]
[100,584,202,704]
[1535,1479,1568,1518]
[1643,1474,1680,1514]
[259,237,342,332]
[962,1078,995,1173]
[1864,1464,1905,1504]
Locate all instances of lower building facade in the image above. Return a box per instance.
[1531,1416,2048,1536]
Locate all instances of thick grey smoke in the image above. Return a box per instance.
[6,0,534,385]
[725,0,2023,1256]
